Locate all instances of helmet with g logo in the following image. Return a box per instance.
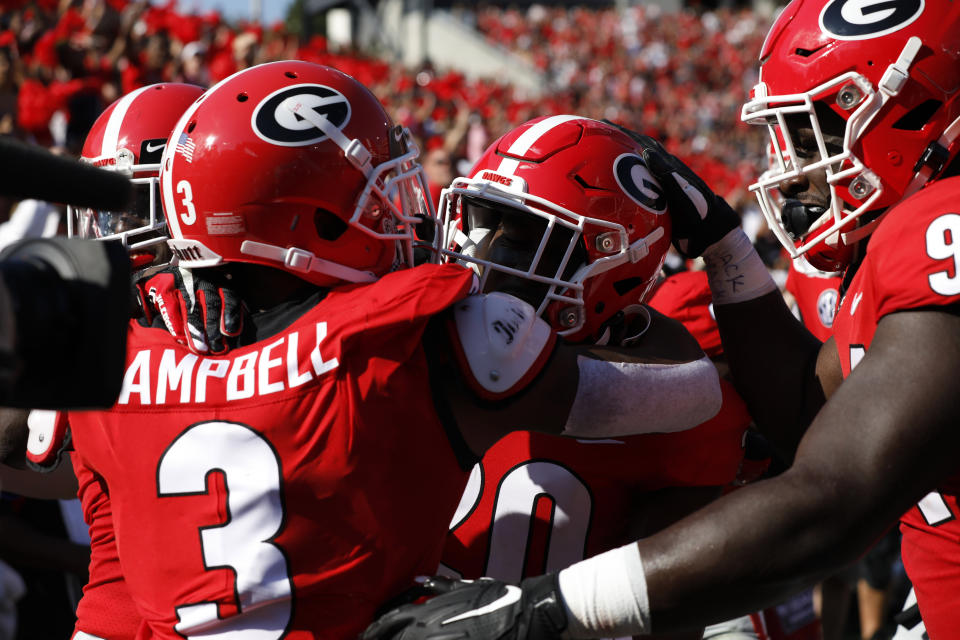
[161,61,433,286]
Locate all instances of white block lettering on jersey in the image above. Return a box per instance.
[925,214,960,296]
[157,351,198,404]
[449,464,484,530]
[118,322,339,405]
[917,491,954,526]
[195,359,230,403]
[849,345,866,370]
[259,337,285,395]
[286,332,313,388]
[310,321,339,376]
[487,461,591,583]
[118,350,152,405]
[227,352,258,401]
[159,421,292,638]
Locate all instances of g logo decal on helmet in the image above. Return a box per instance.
[252,83,351,147]
[613,154,666,214]
[819,0,924,40]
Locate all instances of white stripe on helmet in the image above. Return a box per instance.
[495,114,587,175]
[100,84,153,158]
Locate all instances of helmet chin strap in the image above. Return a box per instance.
[282,98,373,178]
[902,114,960,201]
[842,111,960,246]
[240,240,377,283]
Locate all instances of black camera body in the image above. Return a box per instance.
[0,237,131,409]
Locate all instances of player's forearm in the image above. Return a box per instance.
[714,294,825,460]
[637,467,874,632]
[699,229,826,460]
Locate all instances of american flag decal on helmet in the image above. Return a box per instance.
[176,132,196,163]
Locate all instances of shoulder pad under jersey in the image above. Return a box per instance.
[26,409,70,472]
[449,292,557,401]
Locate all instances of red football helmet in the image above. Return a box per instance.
[69,83,204,270]
[160,61,433,286]
[437,115,672,342]
[741,0,960,271]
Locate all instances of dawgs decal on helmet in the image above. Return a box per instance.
[252,83,352,147]
[819,0,924,40]
[613,153,666,214]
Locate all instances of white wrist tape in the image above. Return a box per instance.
[702,228,778,305]
[557,543,650,638]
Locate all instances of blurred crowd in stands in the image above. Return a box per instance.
[0,0,767,211]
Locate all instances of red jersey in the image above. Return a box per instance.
[71,453,142,640]
[68,264,476,640]
[750,590,820,640]
[441,373,749,582]
[832,177,960,640]
[785,260,841,342]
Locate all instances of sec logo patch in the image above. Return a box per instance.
[817,288,839,328]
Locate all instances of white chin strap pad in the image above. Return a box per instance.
[450,292,556,401]
[26,409,70,471]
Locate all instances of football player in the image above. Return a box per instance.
[67,81,244,356]
[31,82,206,640]
[55,61,723,640]
[362,1,960,638]
[435,118,751,640]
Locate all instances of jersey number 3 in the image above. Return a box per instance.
[158,421,293,639]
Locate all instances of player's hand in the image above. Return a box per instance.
[137,266,244,354]
[603,120,741,258]
[363,575,567,640]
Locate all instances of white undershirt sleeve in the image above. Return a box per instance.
[560,355,722,438]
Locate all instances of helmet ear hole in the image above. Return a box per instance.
[314,209,348,241]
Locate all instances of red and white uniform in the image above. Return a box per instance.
[442,270,749,591]
[832,177,960,640]
[442,379,749,582]
[68,264,476,640]
[785,259,841,343]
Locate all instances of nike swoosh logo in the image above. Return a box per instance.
[443,585,521,624]
[849,291,863,315]
[146,141,166,153]
[394,128,405,142]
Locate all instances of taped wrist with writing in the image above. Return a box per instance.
[702,228,777,305]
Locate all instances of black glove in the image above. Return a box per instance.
[137,266,244,354]
[603,120,741,258]
[363,574,567,640]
